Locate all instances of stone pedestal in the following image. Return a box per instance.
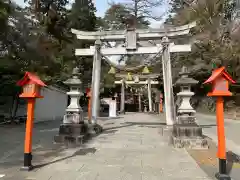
[87,123,103,136]
[172,66,208,149]
[63,112,84,124]
[54,123,88,145]
[172,116,208,149]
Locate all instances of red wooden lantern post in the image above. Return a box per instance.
[203,67,235,180]
[159,93,163,113]
[17,72,46,171]
[86,88,92,122]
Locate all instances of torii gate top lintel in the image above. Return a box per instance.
[72,22,196,56]
[71,22,196,41]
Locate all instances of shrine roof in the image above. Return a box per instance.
[17,72,46,87]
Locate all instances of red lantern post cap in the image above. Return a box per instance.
[17,72,46,87]
[203,66,236,97]
[203,67,236,84]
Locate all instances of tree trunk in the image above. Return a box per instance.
[10,93,19,123]
[134,0,138,27]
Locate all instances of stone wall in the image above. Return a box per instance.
[34,85,67,122]
[0,85,67,123]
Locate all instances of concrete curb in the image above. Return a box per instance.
[197,113,240,124]
[197,113,240,156]
[203,131,238,180]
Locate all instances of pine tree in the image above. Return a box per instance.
[69,0,97,31]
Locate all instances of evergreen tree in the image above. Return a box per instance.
[0,0,12,34]
[69,0,97,31]
[68,0,98,87]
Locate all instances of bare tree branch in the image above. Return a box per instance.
[122,0,164,21]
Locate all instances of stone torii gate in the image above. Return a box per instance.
[71,22,196,125]
[114,73,159,113]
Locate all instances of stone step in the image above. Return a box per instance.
[171,136,209,150]
[177,115,196,124]
[173,125,203,137]
[54,134,85,145]
[59,123,88,136]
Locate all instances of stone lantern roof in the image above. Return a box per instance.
[175,66,198,85]
[64,67,82,86]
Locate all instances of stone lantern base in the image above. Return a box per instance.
[54,119,103,146]
[171,115,209,149]
[54,112,89,145]
[54,123,88,145]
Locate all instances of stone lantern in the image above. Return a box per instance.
[63,67,83,124]
[54,67,87,145]
[176,66,198,117]
[63,67,84,123]
[172,66,208,149]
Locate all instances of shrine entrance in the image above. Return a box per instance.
[116,86,138,112]
[112,71,160,113]
[115,85,145,113]
[71,20,196,125]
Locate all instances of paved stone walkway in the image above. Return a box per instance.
[1,113,212,180]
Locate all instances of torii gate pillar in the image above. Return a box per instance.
[162,37,175,125]
[91,39,102,124]
[147,78,153,112]
[120,79,125,114]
